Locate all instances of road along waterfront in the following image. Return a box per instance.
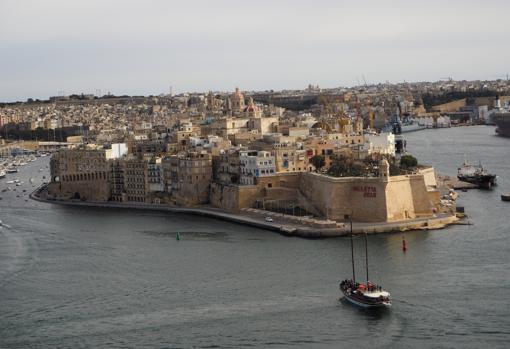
[30,184,459,238]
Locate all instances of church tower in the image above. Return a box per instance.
[231,87,245,114]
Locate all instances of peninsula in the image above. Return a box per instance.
[14,86,462,237]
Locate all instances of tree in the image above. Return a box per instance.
[400,155,418,169]
[310,155,325,172]
[328,154,351,177]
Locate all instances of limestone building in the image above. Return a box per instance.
[239,150,276,185]
[110,159,125,202]
[163,151,212,205]
[124,156,148,203]
[49,149,110,202]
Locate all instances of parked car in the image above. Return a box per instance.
[265,216,274,222]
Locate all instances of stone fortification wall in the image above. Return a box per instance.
[210,183,259,212]
[384,174,432,220]
[408,175,434,217]
[299,173,388,222]
[419,167,438,188]
[212,169,435,223]
[210,172,301,212]
[256,172,301,189]
[385,175,415,221]
[48,178,111,202]
[299,171,434,222]
[60,181,111,202]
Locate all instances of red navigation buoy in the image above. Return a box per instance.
[402,236,407,252]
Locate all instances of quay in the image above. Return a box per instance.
[31,184,459,238]
[440,177,480,190]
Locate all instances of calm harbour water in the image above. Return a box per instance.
[0,126,509,348]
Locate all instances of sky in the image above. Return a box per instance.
[1,0,509,102]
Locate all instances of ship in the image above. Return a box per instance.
[339,216,391,308]
[492,112,510,138]
[457,161,497,189]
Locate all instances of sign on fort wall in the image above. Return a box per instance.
[352,185,377,198]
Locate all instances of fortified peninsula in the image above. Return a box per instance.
[22,87,460,237]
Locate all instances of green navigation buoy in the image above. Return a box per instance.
[176,232,181,241]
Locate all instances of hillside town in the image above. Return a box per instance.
[2,80,509,230]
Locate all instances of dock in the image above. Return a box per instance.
[438,175,479,190]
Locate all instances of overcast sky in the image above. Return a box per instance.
[1,0,509,101]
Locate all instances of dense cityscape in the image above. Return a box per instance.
[2,80,510,233]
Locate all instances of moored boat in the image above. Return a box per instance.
[501,193,510,202]
[457,160,496,189]
[493,112,510,138]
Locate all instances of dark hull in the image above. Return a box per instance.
[458,174,497,189]
[493,114,510,137]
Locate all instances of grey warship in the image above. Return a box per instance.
[493,112,510,137]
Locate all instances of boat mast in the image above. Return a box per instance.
[364,232,369,286]
[349,214,356,283]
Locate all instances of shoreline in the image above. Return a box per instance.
[30,185,460,238]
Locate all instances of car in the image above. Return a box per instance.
[265,216,274,222]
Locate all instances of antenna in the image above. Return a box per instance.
[365,232,369,286]
[348,214,356,283]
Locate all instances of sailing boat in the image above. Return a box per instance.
[339,216,391,308]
